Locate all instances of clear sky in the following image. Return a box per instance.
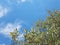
[0,0,60,45]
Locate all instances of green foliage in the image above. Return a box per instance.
[24,10,60,45]
[10,28,20,45]
[10,10,60,45]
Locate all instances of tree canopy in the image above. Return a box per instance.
[10,10,60,45]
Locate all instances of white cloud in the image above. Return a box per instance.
[18,0,32,3]
[0,21,25,40]
[20,0,26,2]
[0,5,9,18]
[6,0,33,5]
[0,22,21,37]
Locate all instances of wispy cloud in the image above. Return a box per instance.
[0,5,9,18]
[6,0,33,5]
[0,22,22,38]
[17,0,27,3]
[17,0,33,4]
[0,21,25,41]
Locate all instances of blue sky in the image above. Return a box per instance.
[0,0,60,45]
